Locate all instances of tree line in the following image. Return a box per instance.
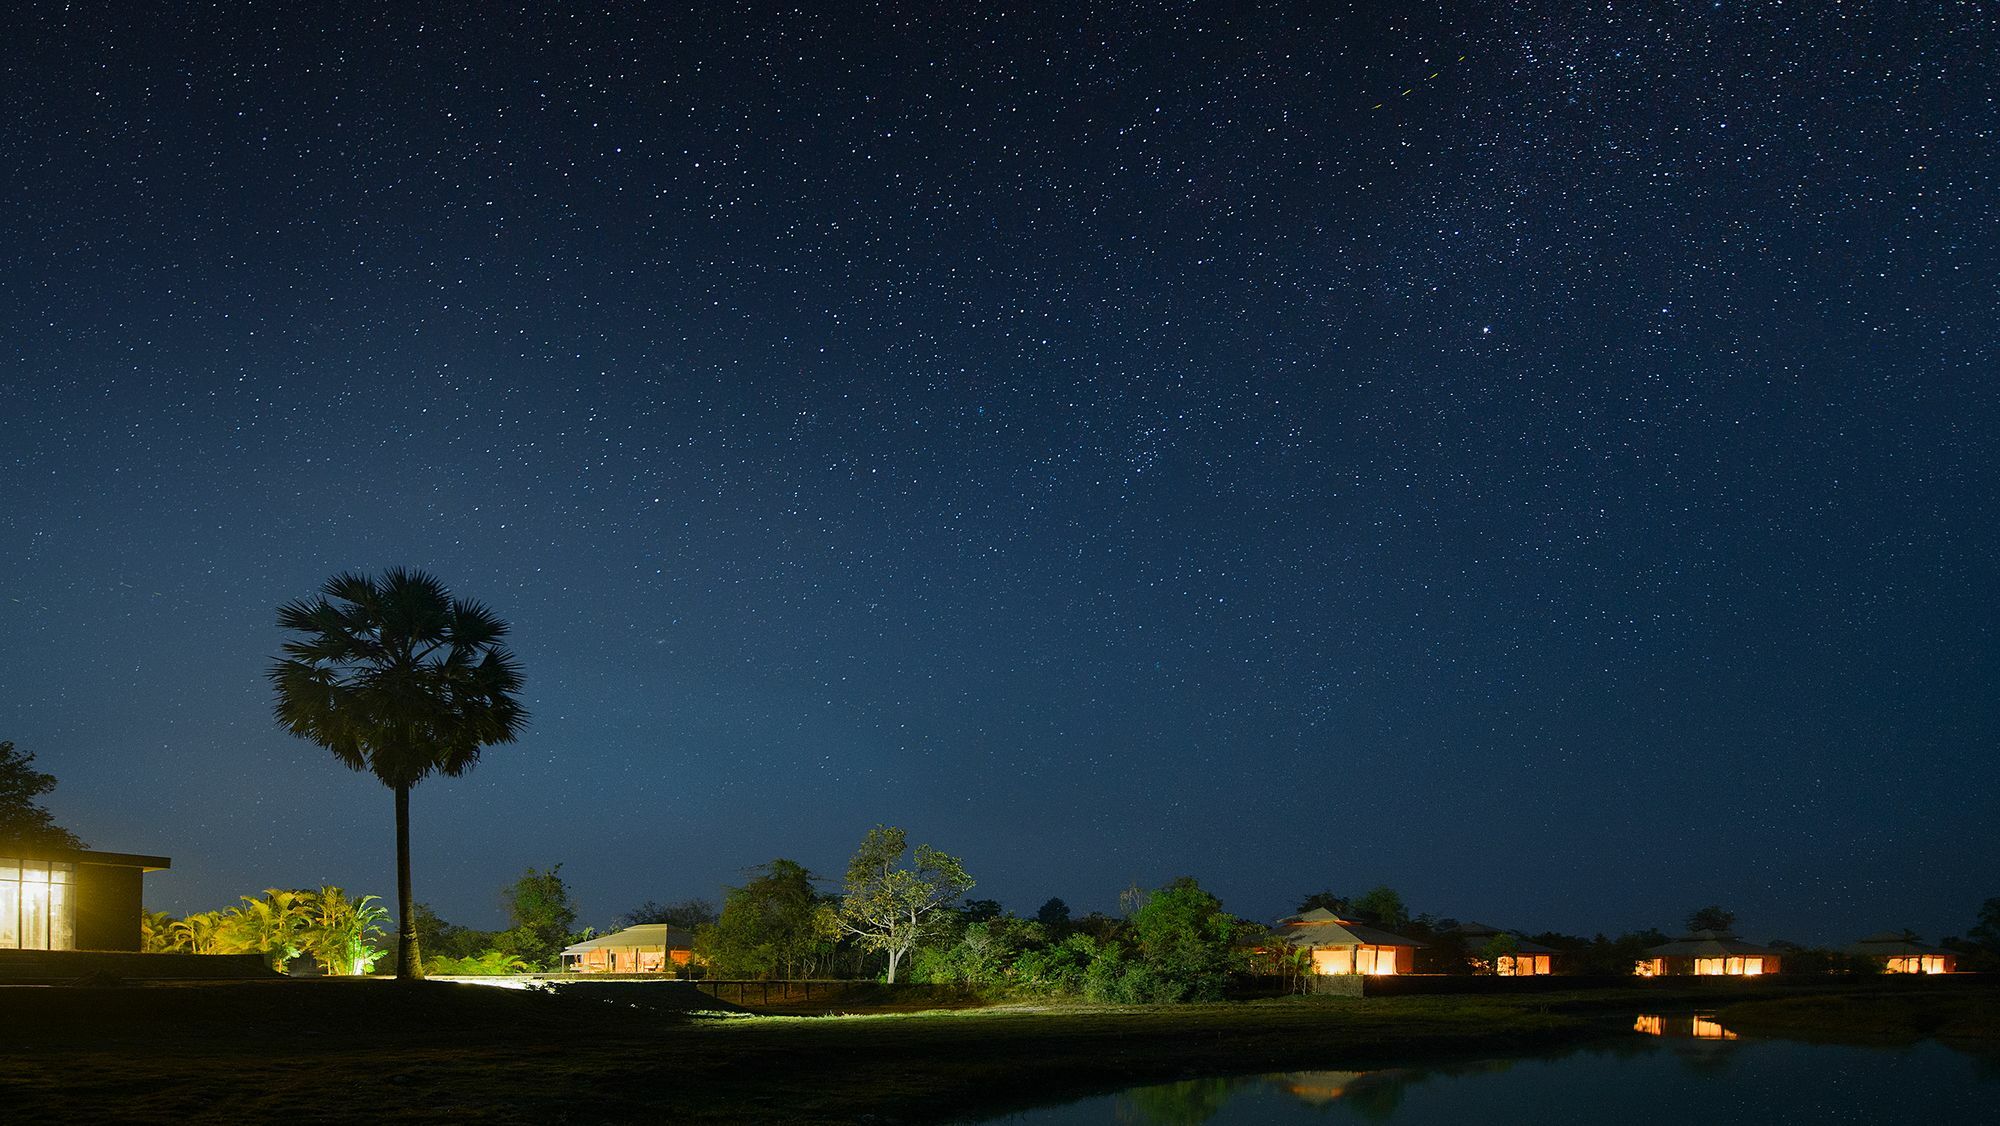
[13,734,2000,989]
[11,569,2000,993]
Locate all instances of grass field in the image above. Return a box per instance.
[1,977,1991,1122]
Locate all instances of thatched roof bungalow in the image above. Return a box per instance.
[1846,930,1955,974]
[1635,929,1781,977]
[1272,908,1424,975]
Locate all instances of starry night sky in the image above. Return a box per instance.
[3,2,1995,945]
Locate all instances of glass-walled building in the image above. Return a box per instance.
[0,849,170,952]
[0,857,77,949]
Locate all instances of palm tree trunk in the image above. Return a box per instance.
[395,782,424,980]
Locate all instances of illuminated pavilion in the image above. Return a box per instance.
[1634,930,1782,977]
[1270,908,1424,976]
[559,923,698,974]
[1444,921,1562,976]
[1846,930,1956,974]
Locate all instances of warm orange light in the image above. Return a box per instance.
[1284,1072,1369,1103]
[1692,956,1764,976]
[1309,944,1402,976]
[1635,1013,1738,1039]
[1691,1016,1738,1040]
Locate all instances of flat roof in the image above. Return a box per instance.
[0,846,171,872]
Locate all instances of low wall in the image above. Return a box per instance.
[0,949,276,982]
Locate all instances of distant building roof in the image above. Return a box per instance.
[559,923,696,956]
[1444,922,1559,955]
[1272,908,1425,949]
[1846,930,1950,958]
[1644,930,1783,958]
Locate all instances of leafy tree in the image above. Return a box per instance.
[1573,929,1668,976]
[696,859,833,979]
[831,825,975,983]
[911,915,1045,985]
[1685,905,1737,933]
[1480,932,1521,974]
[1954,897,2000,973]
[1118,879,1150,917]
[427,951,532,975]
[269,568,528,980]
[1416,928,1474,974]
[1967,897,2000,951]
[1071,911,1125,941]
[407,901,495,962]
[961,898,1003,923]
[1081,941,1132,1002]
[1127,877,1241,1002]
[616,898,718,930]
[0,740,86,850]
[496,864,579,970]
[1350,886,1409,930]
[1035,897,1072,936]
[1011,932,1103,996]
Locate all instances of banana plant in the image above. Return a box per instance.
[217,888,318,970]
[301,886,390,975]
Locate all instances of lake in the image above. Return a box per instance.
[981,1013,1998,1124]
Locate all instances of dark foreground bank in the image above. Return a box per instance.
[0,978,1991,1123]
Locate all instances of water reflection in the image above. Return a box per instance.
[1108,1060,1531,1124]
[996,1028,1996,1124]
[1634,1012,1738,1039]
[1114,1077,1246,1125]
[1278,1069,1408,1120]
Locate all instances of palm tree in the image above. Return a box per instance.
[269,568,527,980]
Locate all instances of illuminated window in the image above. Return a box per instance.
[0,858,76,951]
[1313,947,1353,975]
